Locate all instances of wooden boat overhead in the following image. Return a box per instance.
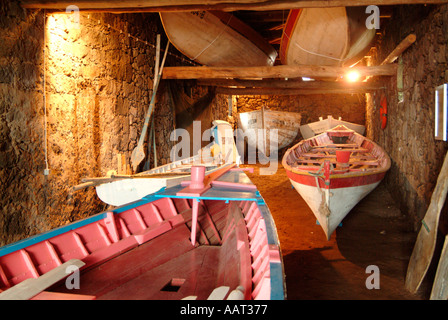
[280,7,375,67]
[280,7,350,66]
[160,10,277,66]
[238,107,301,156]
[282,125,390,239]
[0,167,285,300]
[343,7,376,67]
[299,115,366,140]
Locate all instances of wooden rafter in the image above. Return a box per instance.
[197,78,383,89]
[200,79,385,95]
[162,64,397,80]
[21,0,448,12]
[215,86,380,95]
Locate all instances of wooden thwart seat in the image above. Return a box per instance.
[0,259,85,300]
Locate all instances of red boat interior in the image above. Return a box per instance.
[0,197,275,300]
[285,126,390,173]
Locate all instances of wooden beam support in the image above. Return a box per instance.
[381,34,417,65]
[215,86,378,95]
[197,78,384,90]
[21,0,448,12]
[162,65,397,80]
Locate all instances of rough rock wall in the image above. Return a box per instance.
[0,2,168,245]
[366,4,448,229]
[0,1,231,246]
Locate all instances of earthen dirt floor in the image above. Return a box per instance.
[243,162,426,300]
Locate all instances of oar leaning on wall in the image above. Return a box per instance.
[405,150,448,296]
[131,36,170,173]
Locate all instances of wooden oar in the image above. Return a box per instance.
[130,39,169,173]
[405,150,448,293]
[430,234,448,300]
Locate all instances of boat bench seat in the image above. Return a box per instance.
[133,221,172,245]
[82,235,139,270]
[84,217,181,267]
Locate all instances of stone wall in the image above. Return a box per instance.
[366,4,448,229]
[0,1,230,245]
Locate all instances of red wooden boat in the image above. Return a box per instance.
[280,7,375,67]
[0,165,285,300]
[282,126,390,240]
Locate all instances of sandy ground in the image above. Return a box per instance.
[242,161,426,300]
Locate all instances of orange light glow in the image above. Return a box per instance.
[346,70,360,82]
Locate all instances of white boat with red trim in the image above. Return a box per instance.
[299,115,365,140]
[282,125,390,239]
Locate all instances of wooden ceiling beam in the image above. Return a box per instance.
[215,87,378,95]
[162,64,397,80]
[21,0,448,12]
[197,78,384,90]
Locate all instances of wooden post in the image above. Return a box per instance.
[117,154,126,175]
[381,34,416,65]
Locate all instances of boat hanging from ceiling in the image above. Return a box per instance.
[282,125,390,240]
[160,10,278,66]
[280,7,376,67]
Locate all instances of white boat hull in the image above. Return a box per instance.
[238,108,301,156]
[96,176,184,207]
[290,179,381,239]
[283,125,390,239]
[95,120,238,206]
[300,116,365,140]
[160,11,277,66]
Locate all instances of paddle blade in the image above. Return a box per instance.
[131,146,145,172]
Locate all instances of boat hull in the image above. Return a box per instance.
[238,108,301,156]
[0,170,285,300]
[95,174,188,207]
[282,125,390,239]
[280,7,375,67]
[160,11,277,66]
[286,169,385,239]
[280,8,350,66]
[95,120,239,207]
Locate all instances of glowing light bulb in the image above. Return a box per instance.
[346,70,360,82]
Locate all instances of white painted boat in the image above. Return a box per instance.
[282,125,390,239]
[237,107,301,156]
[280,7,375,67]
[95,120,240,207]
[300,115,365,140]
[160,11,277,66]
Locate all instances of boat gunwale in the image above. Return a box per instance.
[282,126,391,180]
